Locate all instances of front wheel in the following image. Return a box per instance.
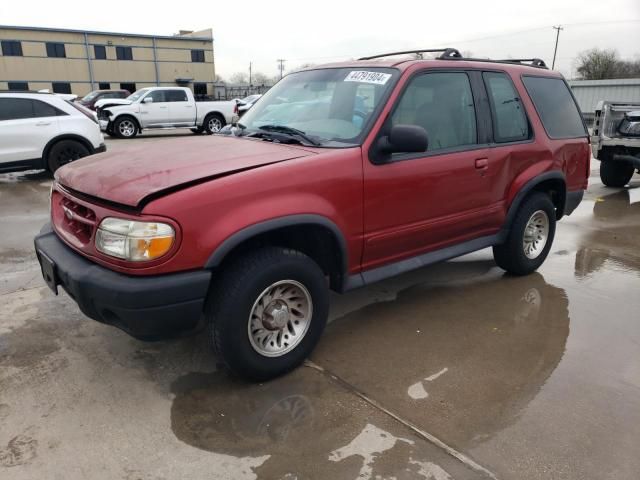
[207,247,329,381]
[493,192,556,275]
[47,140,90,173]
[600,160,635,187]
[114,116,138,139]
[204,113,225,134]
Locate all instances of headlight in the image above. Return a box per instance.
[95,217,175,262]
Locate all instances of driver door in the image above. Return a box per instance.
[362,70,501,270]
[140,90,170,127]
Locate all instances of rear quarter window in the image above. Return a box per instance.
[522,76,587,139]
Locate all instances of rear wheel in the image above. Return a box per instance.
[47,140,90,173]
[114,116,138,139]
[493,192,556,275]
[204,113,225,134]
[207,247,329,381]
[600,160,634,187]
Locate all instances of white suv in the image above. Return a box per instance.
[0,92,105,174]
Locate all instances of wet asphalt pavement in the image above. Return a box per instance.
[1,133,639,480]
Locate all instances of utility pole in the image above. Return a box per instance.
[552,25,563,70]
[249,61,252,86]
[277,59,286,79]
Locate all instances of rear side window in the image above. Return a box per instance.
[483,72,529,143]
[522,76,587,139]
[166,90,188,102]
[32,99,61,118]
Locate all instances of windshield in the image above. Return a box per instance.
[127,89,150,102]
[238,67,397,146]
[81,91,100,102]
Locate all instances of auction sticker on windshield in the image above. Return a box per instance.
[344,71,392,85]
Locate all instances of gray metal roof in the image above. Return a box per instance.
[0,24,213,41]
[569,78,640,114]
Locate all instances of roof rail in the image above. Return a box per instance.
[358,48,462,61]
[494,58,548,68]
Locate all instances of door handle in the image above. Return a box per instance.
[35,121,51,126]
[475,158,489,169]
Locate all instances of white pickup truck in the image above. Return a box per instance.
[95,87,236,138]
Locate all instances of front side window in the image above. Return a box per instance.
[46,42,66,58]
[483,72,529,143]
[391,72,477,151]
[146,90,167,103]
[522,76,587,139]
[1,40,23,56]
[238,67,398,146]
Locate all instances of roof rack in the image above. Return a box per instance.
[357,49,549,69]
[358,48,462,61]
[494,58,548,68]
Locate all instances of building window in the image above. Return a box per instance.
[8,81,29,91]
[120,83,136,93]
[193,83,207,95]
[191,49,205,63]
[94,45,107,60]
[1,40,23,56]
[52,82,72,94]
[116,46,133,61]
[98,82,111,90]
[46,42,66,58]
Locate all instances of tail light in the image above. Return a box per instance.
[233,102,239,115]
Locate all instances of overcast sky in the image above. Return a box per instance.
[1,0,639,80]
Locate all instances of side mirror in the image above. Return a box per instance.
[143,96,153,104]
[378,124,428,155]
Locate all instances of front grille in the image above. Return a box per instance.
[52,191,97,247]
[97,109,110,121]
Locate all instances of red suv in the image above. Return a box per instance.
[35,49,589,380]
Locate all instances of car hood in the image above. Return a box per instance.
[95,98,132,109]
[56,135,317,208]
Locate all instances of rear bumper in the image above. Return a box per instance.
[94,143,107,154]
[34,224,211,339]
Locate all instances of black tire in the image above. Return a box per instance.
[113,116,139,139]
[493,192,556,276]
[600,160,634,187]
[204,113,225,134]
[191,127,204,134]
[207,246,329,381]
[47,140,90,173]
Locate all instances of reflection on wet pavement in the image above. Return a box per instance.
[575,187,640,277]
[313,270,569,450]
[170,367,487,479]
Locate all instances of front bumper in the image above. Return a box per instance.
[34,224,211,340]
[99,119,109,131]
[94,143,107,154]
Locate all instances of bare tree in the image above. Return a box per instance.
[576,49,619,80]
[575,48,640,80]
[252,72,271,86]
[229,72,249,85]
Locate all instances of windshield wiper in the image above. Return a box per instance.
[256,124,321,146]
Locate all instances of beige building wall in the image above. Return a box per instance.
[0,26,215,96]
